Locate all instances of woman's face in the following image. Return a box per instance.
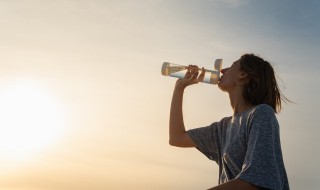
[218,60,243,92]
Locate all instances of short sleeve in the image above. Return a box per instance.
[236,105,286,190]
[187,122,221,162]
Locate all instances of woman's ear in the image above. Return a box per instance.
[239,71,248,79]
[237,71,249,86]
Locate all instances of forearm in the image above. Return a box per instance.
[168,66,202,147]
[169,84,186,144]
[207,179,259,190]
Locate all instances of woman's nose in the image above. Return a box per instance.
[221,68,229,74]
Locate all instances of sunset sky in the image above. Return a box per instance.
[0,0,319,189]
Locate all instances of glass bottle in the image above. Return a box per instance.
[161,59,222,84]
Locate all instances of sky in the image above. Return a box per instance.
[0,0,319,189]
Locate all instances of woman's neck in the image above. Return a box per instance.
[228,91,254,115]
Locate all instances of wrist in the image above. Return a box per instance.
[175,80,187,91]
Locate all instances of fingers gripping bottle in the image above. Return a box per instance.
[161,59,223,84]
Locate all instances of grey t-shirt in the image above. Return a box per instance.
[187,104,290,190]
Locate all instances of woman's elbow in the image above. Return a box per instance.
[169,135,195,147]
[169,138,178,146]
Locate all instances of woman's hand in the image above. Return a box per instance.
[175,65,206,89]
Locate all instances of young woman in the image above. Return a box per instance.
[169,54,290,190]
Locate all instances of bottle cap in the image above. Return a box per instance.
[214,59,223,71]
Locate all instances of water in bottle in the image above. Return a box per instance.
[161,59,223,84]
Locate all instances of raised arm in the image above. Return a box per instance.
[169,65,205,147]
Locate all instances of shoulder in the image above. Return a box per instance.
[206,116,232,133]
[248,104,279,130]
[250,104,276,118]
[254,104,275,113]
[220,116,232,124]
[217,116,232,128]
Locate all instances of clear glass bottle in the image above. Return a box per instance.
[161,59,222,84]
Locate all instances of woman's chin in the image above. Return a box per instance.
[218,83,225,91]
[218,83,229,92]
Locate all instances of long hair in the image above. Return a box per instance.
[239,54,291,113]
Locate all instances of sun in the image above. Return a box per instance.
[0,79,66,161]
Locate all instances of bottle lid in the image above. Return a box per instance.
[214,59,223,71]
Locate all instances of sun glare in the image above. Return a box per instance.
[0,80,66,161]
